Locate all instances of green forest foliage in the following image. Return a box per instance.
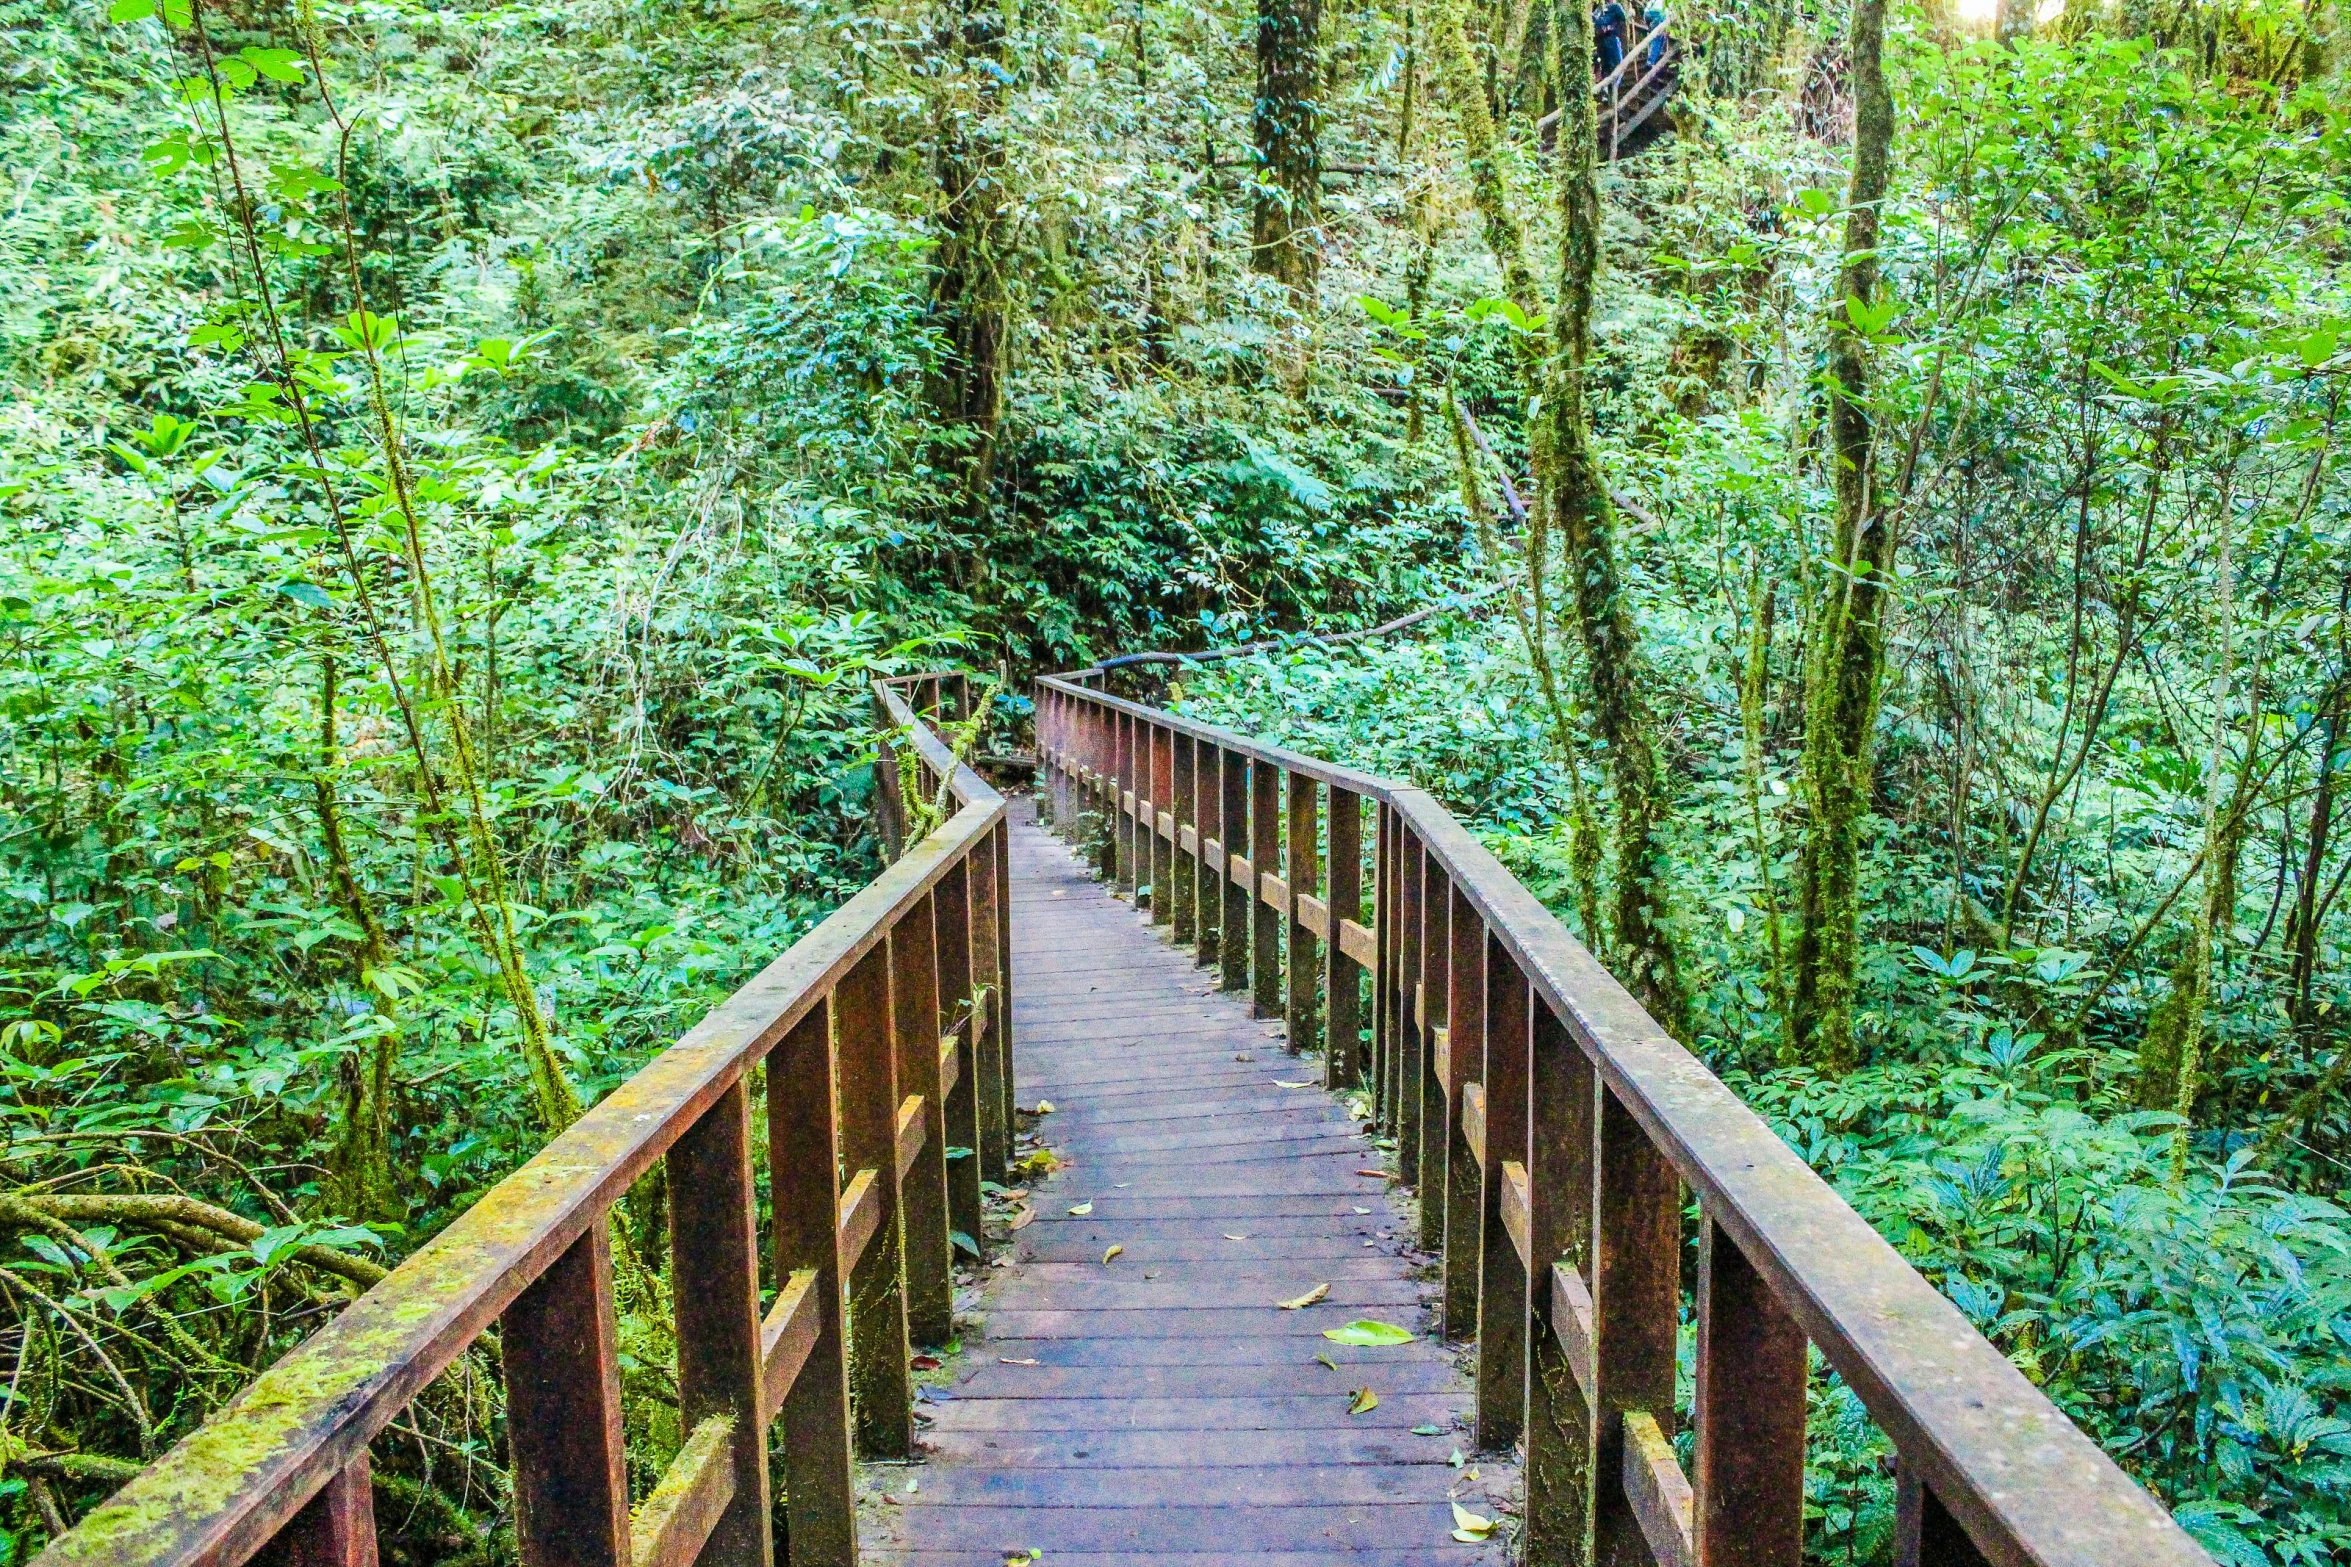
[1176,25,2351,1562]
[7,0,2351,1558]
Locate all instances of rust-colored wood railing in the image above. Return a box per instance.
[37,676,1011,1567]
[1033,672,2212,1567]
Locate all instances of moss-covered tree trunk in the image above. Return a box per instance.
[1533,0,1685,1033]
[315,658,399,1222]
[1789,0,1892,1073]
[929,0,1012,500]
[1428,0,1684,1029]
[1253,0,1322,292]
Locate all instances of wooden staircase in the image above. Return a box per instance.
[1596,36,1679,160]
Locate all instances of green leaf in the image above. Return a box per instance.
[278,580,333,610]
[1844,294,1898,337]
[1322,1319,1417,1346]
[238,46,306,81]
[106,0,156,21]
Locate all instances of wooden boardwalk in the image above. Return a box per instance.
[865,800,1514,1565]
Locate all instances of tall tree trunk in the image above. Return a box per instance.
[1429,0,1682,1026]
[2140,507,2242,1158]
[2288,572,2351,1036]
[1789,0,1892,1073]
[929,0,1011,500]
[1253,0,1322,292]
[315,658,400,1222]
[1537,0,1685,1032]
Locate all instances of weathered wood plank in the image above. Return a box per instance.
[882,802,1510,1564]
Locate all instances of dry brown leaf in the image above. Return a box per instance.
[1349,1387,1379,1415]
[1102,1244,1124,1264]
[1278,1282,1331,1310]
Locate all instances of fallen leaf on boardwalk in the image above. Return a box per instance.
[1352,1206,1372,1214]
[1411,1424,1444,1436]
[1102,1244,1124,1264]
[1033,1100,1055,1114]
[1349,1387,1379,1415]
[1325,1325,1410,1353]
[1113,1181,1132,1188]
[1449,1447,1465,1468]
[1223,1232,1249,1241]
[1067,1201,1093,1215]
[1322,1319,1416,1346]
[1233,1053,1256,1062]
[1009,1206,1036,1230]
[1451,1501,1497,1542]
[1354,1169,1388,1178]
[1316,1354,1339,1371]
[910,1354,942,1370]
[999,1357,1041,1365]
[1274,1079,1314,1088]
[1278,1283,1330,1310]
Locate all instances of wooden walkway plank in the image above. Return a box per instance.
[866,801,1513,1564]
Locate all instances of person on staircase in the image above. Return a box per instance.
[1642,4,1669,67]
[1594,0,1627,76]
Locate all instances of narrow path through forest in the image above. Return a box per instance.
[863,800,1515,1564]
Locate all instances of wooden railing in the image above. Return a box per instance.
[36,676,1012,1567]
[1033,672,2212,1567]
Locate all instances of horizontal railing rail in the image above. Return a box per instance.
[1033,672,2212,1567]
[39,676,1012,1567]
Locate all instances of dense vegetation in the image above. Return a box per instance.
[4,0,2350,1557]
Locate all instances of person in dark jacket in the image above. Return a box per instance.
[1643,3,1668,65]
[1594,0,1626,74]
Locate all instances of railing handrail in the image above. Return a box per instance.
[41,679,1010,1567]
[1032,670,2210,1567]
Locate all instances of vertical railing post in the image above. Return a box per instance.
[935,860,985,1264]
[837,942,912,1457]
[263,1456,378,1567]
[967,840,1008,1185]
[1219,747,1251,993]
[1286,772,1321,1058]
[1895,1471,1995,1567]
[1325,787,1362,1092]
[1087,701,1110,878]
[1115,710,1139,900]
[669,1080,773,1566]
[771,1002,857,1566]
[994,819,1017,1141]
[1151,720,1174,927]
[1250,759,1282,1020]
[1172,727,1198,948]
[1440,882,1481,1321]
[1373,805,1395,1126]
[1055,690,1072,830]
[1415,858,1450,1251]
[1693,1214,1807,1567]
[1476,937,1529,1448]
[1395,827,1425,1176]
[503,1222,629,1567]
[893,895,953,1346]
[1524,1004,1597,1567]
[1194,736,1223,971]
[1591,1087,1681,1567]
